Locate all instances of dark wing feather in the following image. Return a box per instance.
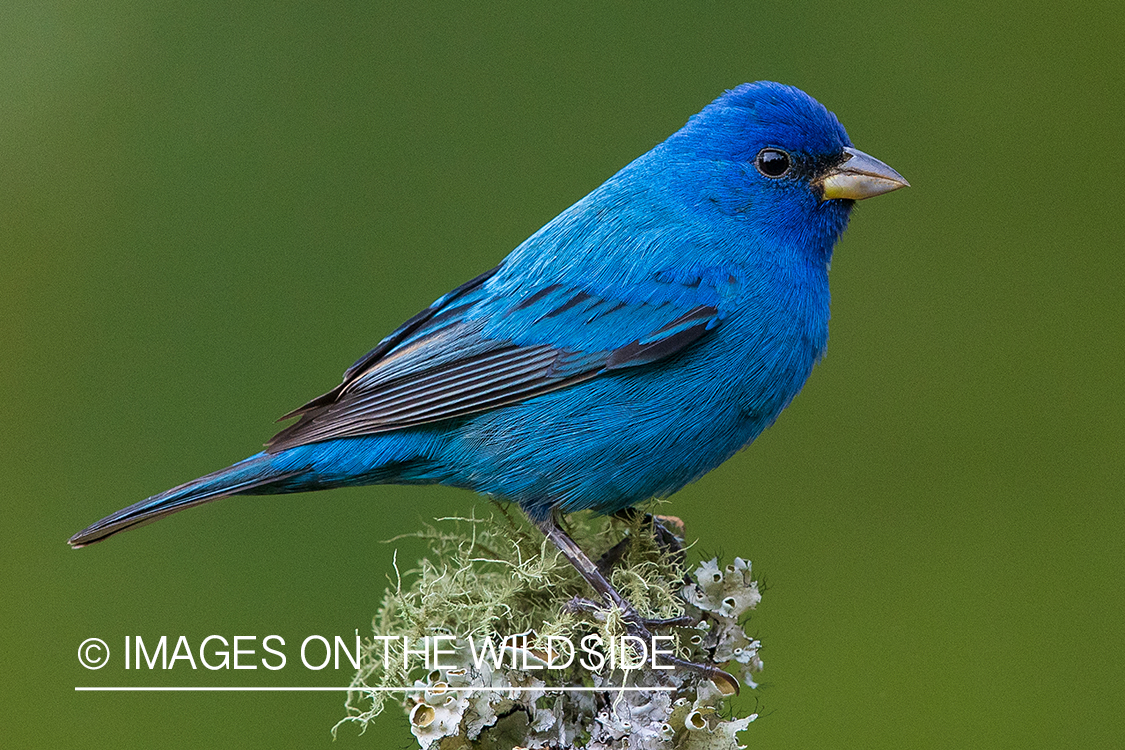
[275,265,503,422]
[267,272,720,452]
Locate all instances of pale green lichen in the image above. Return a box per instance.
[336,507,763,749]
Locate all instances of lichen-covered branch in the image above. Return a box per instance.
[336,509,763,749]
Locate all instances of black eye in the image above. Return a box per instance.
[755,148,791,178]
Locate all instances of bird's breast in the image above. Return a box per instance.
[716,259,830,417]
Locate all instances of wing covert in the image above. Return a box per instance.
[266,271,720,452]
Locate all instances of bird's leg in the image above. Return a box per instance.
[609,508,687,567]
[537,513,689,626]
[594,536,631,576]
[532,512,739,694]
[597,509,685,575]
[543,513,692,630]
[591,509,691,626]
[562,596,694,629]
[535,512,634,611]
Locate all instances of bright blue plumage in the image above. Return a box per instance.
[70,81,907,546]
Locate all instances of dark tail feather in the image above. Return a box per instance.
[68,453,303,548]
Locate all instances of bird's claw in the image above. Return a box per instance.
[564,597,739,695]
[620,616,740,696]
[564,596,693,629]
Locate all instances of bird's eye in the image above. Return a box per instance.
[755,148,791,178]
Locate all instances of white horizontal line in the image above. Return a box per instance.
[75,686,673,692]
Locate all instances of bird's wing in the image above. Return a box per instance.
[266,265,721,451]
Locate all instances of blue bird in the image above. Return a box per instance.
[70,82,906,686]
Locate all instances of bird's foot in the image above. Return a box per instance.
[621,615,740,696]
[563,596,694,629]
[534,513,738,694]
[562,596,739,695]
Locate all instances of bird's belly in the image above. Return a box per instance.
[435,329,820,517]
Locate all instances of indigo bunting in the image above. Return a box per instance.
[70,82,906,684]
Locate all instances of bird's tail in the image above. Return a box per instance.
[68,452,305,548]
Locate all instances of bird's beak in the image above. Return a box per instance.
[816,147,909,201]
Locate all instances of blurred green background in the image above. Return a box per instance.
[3,1,1121,747]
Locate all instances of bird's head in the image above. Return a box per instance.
[663,81,908,254]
